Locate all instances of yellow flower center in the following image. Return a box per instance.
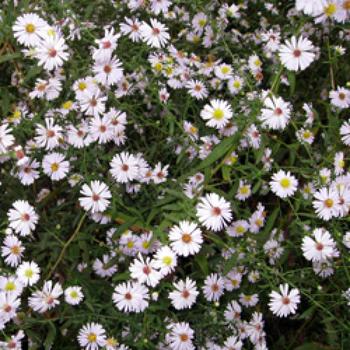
[25,23,35,33]
[233,80,241,89]
[142,241,150,249]
[165,66,173,76]
[324,3,337,16]
[192,35,200,44]
[87,333,97,342]
[50,163,59,172]
[236,225,246,234]
[47,28,56,37]
[24,269,33,278]
[154,62,163,72]
[126,241,134,249]
[162,256,173,266]
[221,66,230,75]
[10,110,21,121]
[62,100,73,110]
[254,59,262,67]
[10,245,21,255]
[338,160,345,168]
[4,282,16,291]
[212,108,224,121]
[189,126,198,134]
[280,178,291,189]
[324,198,334,208]
[78,82,87,91]
[70,290,78,298]
[240,186,249,195]
[198,18,207,27]
[303,131,311,139]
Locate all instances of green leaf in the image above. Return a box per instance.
[195,253,209,275]
[287,71,296,96]
[0,52,21,64]
[44,322,56,350]
[295,343,328,350]
[257,208,279,244]
[223,251,239,275]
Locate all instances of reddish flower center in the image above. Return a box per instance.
[99,125,107,133]
[103,41,111,49]
[282,297,290,305]
[4,304,12,313]
[316,242,324,251]
[182,233,192,243]
[104,65,112,74]
[125,292,132,300]
[182,289,190,299]
[293,49,301,58]
[339,92,346,100]
[92,193,100,202]
[122,164,129,171]
[212,207,221,216]
[90,99,97,107]
[153,27,160,35]
[47,129,55,138]
[21,213,30,221]
[180,334,189,342]
[143,266,151,275]
[211,283,219,292]
[274,107,283,116]
[48,48,57,57]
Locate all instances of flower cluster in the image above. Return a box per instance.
[0,0,350,349]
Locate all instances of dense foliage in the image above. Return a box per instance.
[0,0,350,349]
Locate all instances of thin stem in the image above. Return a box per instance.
[46,213,87,280]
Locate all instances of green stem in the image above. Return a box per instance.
[46,213,87,280]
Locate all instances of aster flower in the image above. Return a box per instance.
[259,96,292,130]
[302,228,339,262]
[269,170,298,198]
[77,323,106,350]
[169,221,203,257]
[200,99,233,129]
[279,36,316,71]
[13,13,47,47]
[79,181,112,213]
[7,200,38,236]
[36,35,69,70]
[269,284,300,317]
[140,19,170,48]
[196,193,232,231]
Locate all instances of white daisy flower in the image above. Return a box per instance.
[302,228,339,262]
[110,152,139,183]
[16,261,40,286]
[196,193,232,231]
[279,36,316,71]
[79,181,112,213]
[7,200,39,236]
[77,322,107,350]
[112,281,149,313]
[269,284,300,317]
[42,152,70,181]
[269,170,298,198]
[13,13,47,47]
[169,221,203,257]
[168,277,199,310]
[64,286,84,305]
[200,99,233,129]
[36,35,69,71]
[259,96,292,130]
[140,19,170,48]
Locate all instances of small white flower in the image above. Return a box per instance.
[269,284,300,317]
